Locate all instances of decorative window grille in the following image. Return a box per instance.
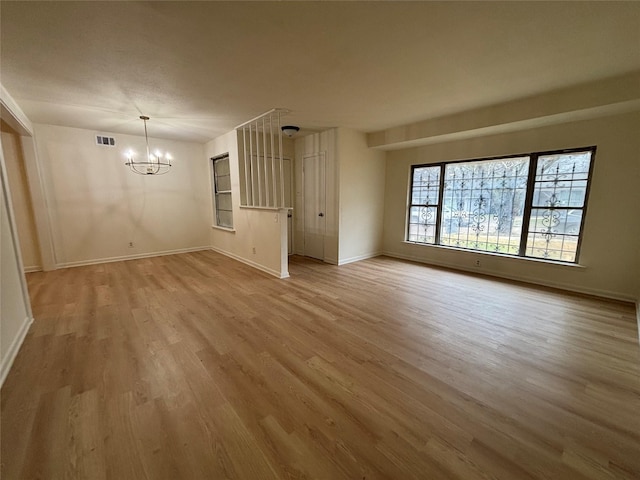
[236,109,287,208]
[525,151,593,262]
[408,166,440,244]
[441,157,529,255]
[406,147,595,264]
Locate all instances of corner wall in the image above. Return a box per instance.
[383,111,640,301]
[337,127,386,264]
[1,127,41,271]
[32,124,210,267]
[0,85,35,386]
[1,150,33,385]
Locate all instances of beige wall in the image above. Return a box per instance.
[206,130,291,278]
[383,111,640,301]
[1,127,42,270]
[337,127,386,264]
[33,124,210,266]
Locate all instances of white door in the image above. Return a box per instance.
[303,153,326,260]
[283,158,293,255]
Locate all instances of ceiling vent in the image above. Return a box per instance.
[96,135,115,146]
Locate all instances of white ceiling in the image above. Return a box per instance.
[2,1,639,143]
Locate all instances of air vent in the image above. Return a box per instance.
[96,135,115,146]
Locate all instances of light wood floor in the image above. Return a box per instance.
[2,251,639,479]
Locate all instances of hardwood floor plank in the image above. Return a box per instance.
[2,252,639,479]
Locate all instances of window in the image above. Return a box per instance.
[407,147,595,263]
[212,154,233,228]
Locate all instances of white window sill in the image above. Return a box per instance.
[239,205,293,212]
[402,241,586,268]
[211,225,236,233]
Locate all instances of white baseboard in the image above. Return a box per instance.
[382,250,636,303]
[23,265,42,273]
[338,252,382,266]
[209,246,288,279]
[55,246,211,269]
[0,315,33,387]
[324,256,339,265]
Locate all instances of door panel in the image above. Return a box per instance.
[303,154,325,260]
[283,158,293,255]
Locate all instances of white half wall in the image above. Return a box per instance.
[32,124,210,267]
[205,130,291,278]
[383,110,640,301]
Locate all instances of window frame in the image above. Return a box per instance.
[211,153,233,229]
[406,146,596,264]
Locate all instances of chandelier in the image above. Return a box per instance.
[125,116,172,175]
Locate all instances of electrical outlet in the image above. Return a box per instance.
[129,242,134,248]
[252,247,256,254]
[475,259,481,267]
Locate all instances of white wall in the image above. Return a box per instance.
[33,124,210,267]
[1,127,42,270]
[1,84,35,386]
[205,130,291,278]
[294,129,339,263]
[383,110,640,301]
[337,127,386,264]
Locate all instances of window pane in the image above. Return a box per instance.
[532,151,591,209]
[526,233,578,262]
[217,209,233,228]
[411,166,440,206]
[526,150,593,262]
[408,206,437,244]
[214,158,230,176]
[532,181,588,208]
[216,192,233,211]
[216,174,231,192]
[408,166,440,244]
[440,157,529,255]
[528,208,583,236]
[536,152,591,181]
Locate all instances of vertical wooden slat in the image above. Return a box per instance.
[278,112,285,207]
[263,117,269,207]
[249,124,255,206]
[243,127,250,205]
[270,115,277,207]
[256,121,262,206]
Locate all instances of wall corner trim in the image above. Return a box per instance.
[209,246,284,279]
[0,83,33,136]
[337,252,382,266]
[0,315,34,388]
